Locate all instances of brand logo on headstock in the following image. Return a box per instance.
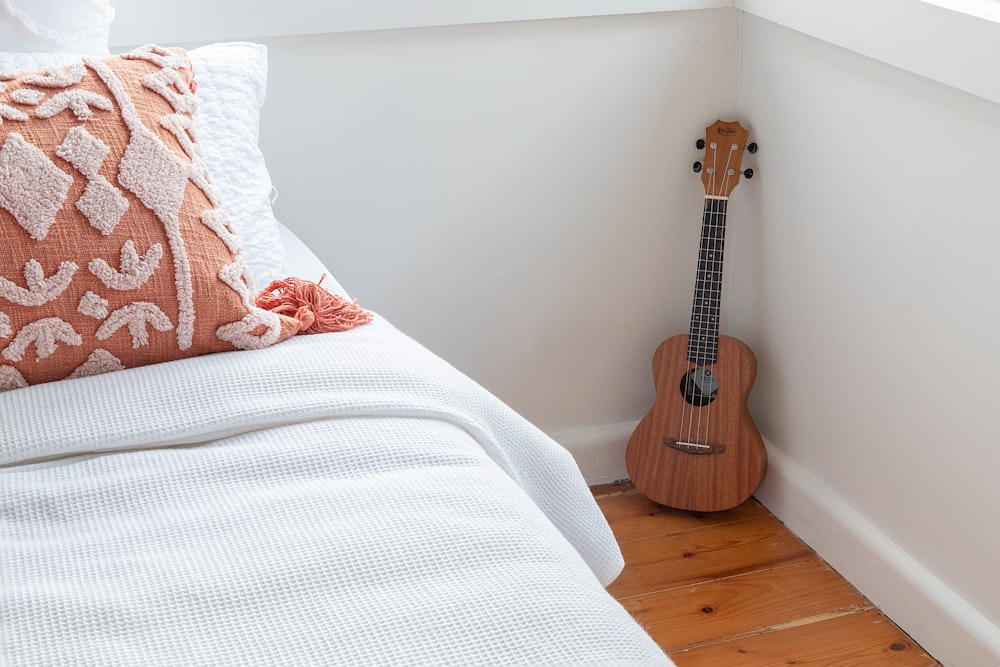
[716,127,738,136]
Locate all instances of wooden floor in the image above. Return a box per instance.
[593,482,941,666]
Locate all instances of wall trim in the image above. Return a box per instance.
[109,0,732,47]
[552,420,637,486]
[755,440,1000,667]
[736,0,1000,106]
[109,0,1000,108]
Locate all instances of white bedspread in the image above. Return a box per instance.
[0,318,671,665]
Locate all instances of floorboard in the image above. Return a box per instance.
[593,482,941,666]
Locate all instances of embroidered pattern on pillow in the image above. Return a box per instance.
[0,45,299,391]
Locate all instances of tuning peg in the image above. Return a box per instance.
[693,161,703,173]
[747,142,758,154]
[696,139,706,150]
[742,168,754,179]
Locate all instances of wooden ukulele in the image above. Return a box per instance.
[625,120,766,513]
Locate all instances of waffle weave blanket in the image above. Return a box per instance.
[0,318,672,665]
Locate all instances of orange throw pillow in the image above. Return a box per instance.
[0,46,299,391]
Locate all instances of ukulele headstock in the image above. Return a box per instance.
[693,120,754,198]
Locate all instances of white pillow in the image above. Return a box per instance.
[187,43,287,286]
[0,43,288,286]
[0,0,113,55]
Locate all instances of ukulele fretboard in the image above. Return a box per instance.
[686,196,727,365]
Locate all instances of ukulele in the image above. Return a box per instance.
[625,120,766,513]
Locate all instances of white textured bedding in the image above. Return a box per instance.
[0,315,671,665]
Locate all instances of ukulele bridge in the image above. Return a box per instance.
[664,437,726,455]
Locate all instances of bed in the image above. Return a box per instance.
[0,4,673,665]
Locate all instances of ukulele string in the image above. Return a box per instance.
[698,144,737,452]
[691,198,709,448]
[678,233,697,448]
[680,231,701,444]
[701,142,736,448]
[682,149,711,448]
[695,201,716,449]
[683,143,716,448]
[700,198,718,448]
[678,268,693,447]
[694,143,725,448]
[701,196,723,448]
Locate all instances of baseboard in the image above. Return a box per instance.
[756,439,1000,667]
[550,420,638,486]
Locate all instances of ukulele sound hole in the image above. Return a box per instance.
[680,368,719,406]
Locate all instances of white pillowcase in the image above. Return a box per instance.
[0,0,114,55]
[186,43,287,286]
[0,42,288,286]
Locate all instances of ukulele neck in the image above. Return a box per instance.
[686,196,728,365]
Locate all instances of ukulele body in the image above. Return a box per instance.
[626,333,767,512]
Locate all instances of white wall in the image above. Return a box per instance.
[734,13,1000,666]
[255,11,740,477]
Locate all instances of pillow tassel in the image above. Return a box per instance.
[255,275,373,334]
